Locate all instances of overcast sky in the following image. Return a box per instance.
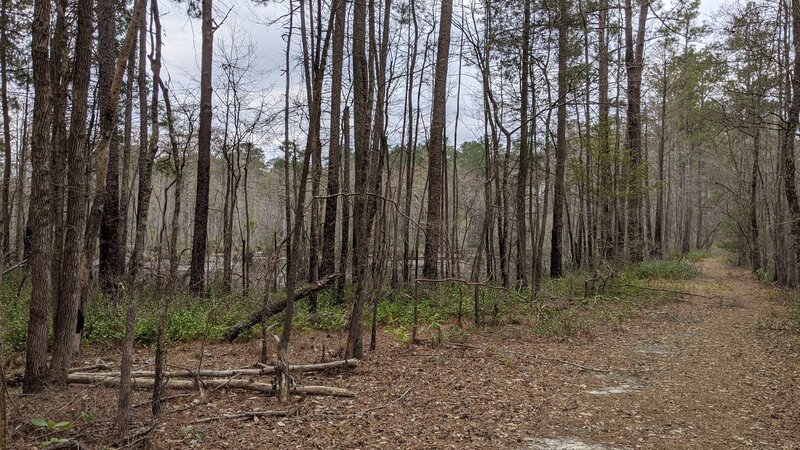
[156,0,727,150]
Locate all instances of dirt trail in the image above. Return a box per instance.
[529,255,800,449]
[9,255,800,449]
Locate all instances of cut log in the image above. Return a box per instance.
[67,373,356,397]
[223,273,341,342]
[77,359,358,379]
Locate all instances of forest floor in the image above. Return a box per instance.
[7,254,800,449]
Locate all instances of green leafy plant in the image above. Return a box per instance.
[30,419,73,449]
[78,411,94,424]
[755,268,773,284]
[181,425,205,445]
[387,325,410,345]
[31,419,73,431]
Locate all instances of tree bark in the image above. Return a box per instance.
[515,0,531,287]
[23,0,52,394]
[127,0,153,279]
[624,0,648,261]
[98,0,124,290]
[189,0,214,295]
[781,0,800,286]
[48,0,94,385]
[0,0,12,257]
[654,55,667,257]
[750,130,761,272]
[550,0,568,278]
[422,0,453,279]
[346,0,371,359]
[336,107,351,303]
[79,0,147,358]
[48,0,68,315]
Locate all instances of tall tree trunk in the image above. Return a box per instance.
[346,0,371,359]
[750,129,761,272]
[23,0,53,394]
[550,0,568,278]
[0,0,11,257]
[153,75,181,420]
[624,0,648,261]
[117,0,154,433]
[422,0,453,279]
[336,106,351,303]
[781,0,800,286]
[48,0,94,385]
[515,0,531,287]
[127,2,153,279]
[282,0,294,284]
[401,1,419,283]
[598,0,612,260]
[79,0,147,357]
[48,0,68,318]
[15,81,29,262]
[189,0,214,295]
[654,55,667,257]
[276,0,336,397]
[99,0,123,290]
[321,0,346,278]
[119,37,136,277]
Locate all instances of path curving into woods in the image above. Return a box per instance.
[529,255,800,449]
[9,254,800,448]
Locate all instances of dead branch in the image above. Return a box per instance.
[83,359,358,379]
[190,410,288,424]
[2,259,27,275]
[67,373,356,397]
[359,386,412,416]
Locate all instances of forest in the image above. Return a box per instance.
[1,0,800,447]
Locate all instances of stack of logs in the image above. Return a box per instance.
[67,359,358,397]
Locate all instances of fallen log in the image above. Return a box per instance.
[79,359,358,379]
[223,273,341,342]
[67,373,355,397]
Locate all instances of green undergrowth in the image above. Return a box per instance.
[621,257,699,280]
[1,256,703,351]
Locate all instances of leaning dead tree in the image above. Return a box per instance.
[223,272,341,342]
